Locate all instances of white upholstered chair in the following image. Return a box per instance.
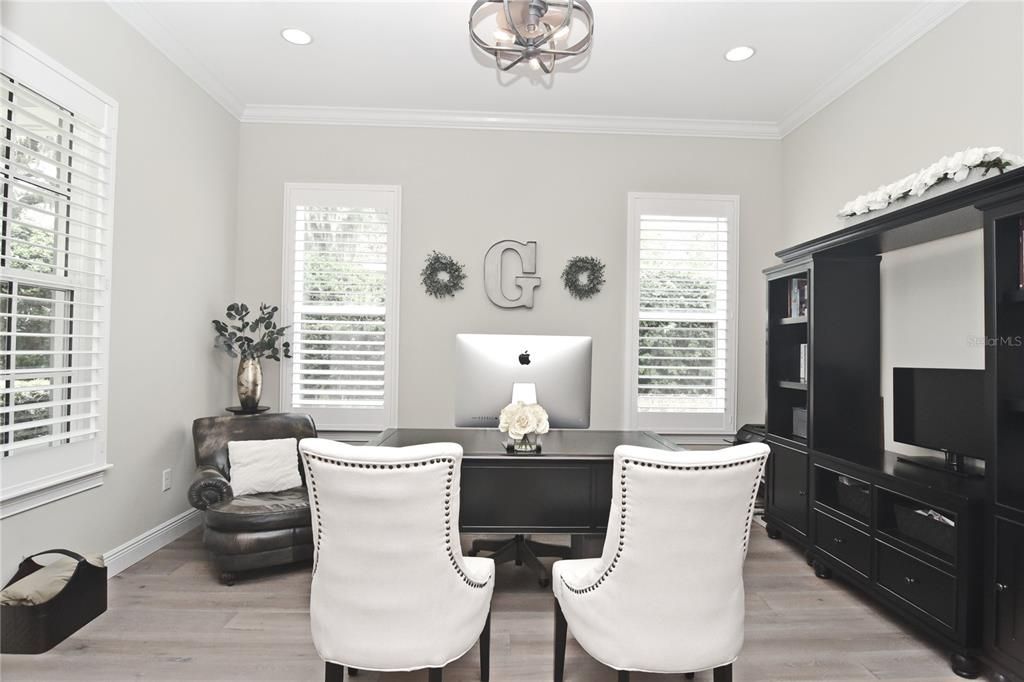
[299,438,495,682]
[552,442,770,682]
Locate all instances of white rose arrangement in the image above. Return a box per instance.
[498,401,550,450]
[839,147,1024,218]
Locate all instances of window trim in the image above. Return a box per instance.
[624,192,739,435]
[0,29,118,518]
[280,183,401,431]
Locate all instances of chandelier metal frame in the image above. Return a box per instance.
[468,0,594,74]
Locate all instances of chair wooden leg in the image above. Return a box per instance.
[480,610,491,682]
[554,599,567,682]
[428,668,443,682]
[617,671,630,682]
[325,662,344,682]
[713,663,733,682]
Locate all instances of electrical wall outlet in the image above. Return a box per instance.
[161,468,172,492]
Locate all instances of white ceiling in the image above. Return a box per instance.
[108,1,965,137]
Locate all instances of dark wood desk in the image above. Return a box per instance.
[368,428,678,534]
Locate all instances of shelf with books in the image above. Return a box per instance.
[787,276,809,319]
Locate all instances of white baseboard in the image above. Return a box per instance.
[103,508,202,577]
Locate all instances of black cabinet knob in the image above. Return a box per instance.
[904,576,918,585]
[996,582,1009,593]
[798,490,806,497]
[832,536,845,545]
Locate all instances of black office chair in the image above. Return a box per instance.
[468,535,572,587]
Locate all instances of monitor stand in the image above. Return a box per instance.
[896,450,985,478]
[511,382,537,405]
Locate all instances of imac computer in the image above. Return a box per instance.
[454,333,592,428]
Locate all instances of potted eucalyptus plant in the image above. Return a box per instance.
[212,303,291,412]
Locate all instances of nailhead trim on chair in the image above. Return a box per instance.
[559,455,768,596]
[302,453,491,589]
[305,460,323,575]
[743,459,768,556]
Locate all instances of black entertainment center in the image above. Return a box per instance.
[764,166,1024,680]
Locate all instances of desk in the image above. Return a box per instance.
[368,428,678,534]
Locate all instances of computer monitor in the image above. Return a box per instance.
[454,333,592,428]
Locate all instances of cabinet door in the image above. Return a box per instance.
[997,444,1024,515]
[768,441,808,535]
[994,517,1024,668]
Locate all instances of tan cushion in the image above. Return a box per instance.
[1,554,104,606]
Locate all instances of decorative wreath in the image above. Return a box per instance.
[420,250,467,299]
[561,256,606,300]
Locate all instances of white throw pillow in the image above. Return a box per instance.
[227,437,302,497]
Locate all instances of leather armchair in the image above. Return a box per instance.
[299,438,495,682]
[552,442,770,682]
[189,413,318,584]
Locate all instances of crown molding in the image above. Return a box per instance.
[241,105,783,139]
[777,1,967,137]
[107,1,244,119]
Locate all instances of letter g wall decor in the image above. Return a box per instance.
[484,240,542,308]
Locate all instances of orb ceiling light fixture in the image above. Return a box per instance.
[469,0,594,74]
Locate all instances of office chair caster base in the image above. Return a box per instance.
[472,534,570,587]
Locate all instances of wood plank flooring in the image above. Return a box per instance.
[1,526,973,681]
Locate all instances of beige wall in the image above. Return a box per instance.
[1,2,239,580]
[782,1,1024,245]
[235,125,783,432]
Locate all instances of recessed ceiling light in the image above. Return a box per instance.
[724,46,755,62]
[281,28,313,46]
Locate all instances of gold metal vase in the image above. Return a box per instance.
[237,356,263,411]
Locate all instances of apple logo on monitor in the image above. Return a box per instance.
[518,350,531,366]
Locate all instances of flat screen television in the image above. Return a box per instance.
[892,367,986,474]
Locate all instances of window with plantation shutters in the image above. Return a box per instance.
[1,32,117,515]
[282,184,400,431]
[625,193,738,434]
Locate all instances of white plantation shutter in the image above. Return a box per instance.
[626,194,738,433]
[1,32,117,511]
[282,185,400,430]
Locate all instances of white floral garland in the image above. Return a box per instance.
[838,147,1024,218]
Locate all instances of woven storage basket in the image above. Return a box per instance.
[1,549,107,654]
[894,506,956,558]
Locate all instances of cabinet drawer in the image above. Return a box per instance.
[877,542,956,629]
[815,511,871,577]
